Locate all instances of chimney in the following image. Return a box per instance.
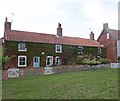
[4,17,11,31]
[90,31,94,40]
[57,23,62,37]
[103,23,109,30]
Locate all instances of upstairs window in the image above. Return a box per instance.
[56,45,62,53]
[78,46,83,55]
[98,48,101,54]
[18,42,26,51]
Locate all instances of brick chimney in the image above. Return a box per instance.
[4,17,11,31]
[57,23,62,37]
[90,31,94,40]
[103,23,109,30]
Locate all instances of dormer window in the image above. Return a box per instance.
[107,33,109,39]
[56,45,62,53]
[18,42,26,51]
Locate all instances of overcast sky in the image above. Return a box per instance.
[0,0,119,39]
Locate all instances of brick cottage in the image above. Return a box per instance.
[3,18,105,69]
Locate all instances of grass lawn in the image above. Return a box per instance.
[2,68,119,99]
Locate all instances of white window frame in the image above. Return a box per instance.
[18,56,27,67]
[55,56,61,66]
[18,42,27,51]
[98,48,101,54]
[107,33,110,39]
[78,46,83,55]
[55,44,62,53]
[46,56,53,66]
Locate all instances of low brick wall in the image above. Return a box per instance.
[2,68,43,80]
[2,64,110,80]
[52,64,110,74]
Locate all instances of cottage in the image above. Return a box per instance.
[3,17,104,69]
[97,23,120,62]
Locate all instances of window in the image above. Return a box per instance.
[34,57,40,63]
[78,46,83,55]
[46,56,53,66]
[107,33,109,39]
[98,48,101,54]
[18,42,26,51]
[55,56,62,66]
[18,56,27,67]
[56,45,62,53]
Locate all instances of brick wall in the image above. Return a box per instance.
[2,64,110,80]
[98,30,117,62]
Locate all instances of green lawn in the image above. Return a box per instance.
[2,68,119,99]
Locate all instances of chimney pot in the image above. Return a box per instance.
[90,31,94,40]
[103,23,109,30]
[5,17,8,22]
[57,23,62,37]
[4,17,11,31]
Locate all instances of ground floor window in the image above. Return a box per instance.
[18,56,27,67]
[55,56,62,66]
[46,56,53,66]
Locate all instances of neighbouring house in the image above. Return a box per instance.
[97,23,120,62]
[3,17,105,69]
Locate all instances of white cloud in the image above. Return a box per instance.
[0,0,119,39]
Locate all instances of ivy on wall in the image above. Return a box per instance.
[4,41,105,67]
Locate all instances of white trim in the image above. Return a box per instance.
[78,46,83,55]
[18,49,27,51]
[107,33,109,39]
[98,48,101,54]
[18,42,27,51]
[46,56,53,66]
[55,44,62,53]
[18,56,27,67]
[55,56,61,66]
[117,40,120,57]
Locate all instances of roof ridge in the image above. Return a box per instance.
[11,29,93,40]
[109,28,120,31]
[62,35,90,40]
[11,30,56,36]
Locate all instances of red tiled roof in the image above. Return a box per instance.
[98,29,120,41]
[5,30,104,47]
[108,29,120,40]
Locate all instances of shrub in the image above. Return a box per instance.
[99,58,111,64]
[2,56,10,66]
[82,59,100,66]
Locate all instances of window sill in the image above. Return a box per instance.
[18,49,27,51]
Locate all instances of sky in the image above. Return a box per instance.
[0,0,119,40]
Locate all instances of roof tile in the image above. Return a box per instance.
[5,30,104,47]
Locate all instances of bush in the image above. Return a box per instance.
[99,58,111,64]
[2,56,10,66]
[82,59,100,66]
